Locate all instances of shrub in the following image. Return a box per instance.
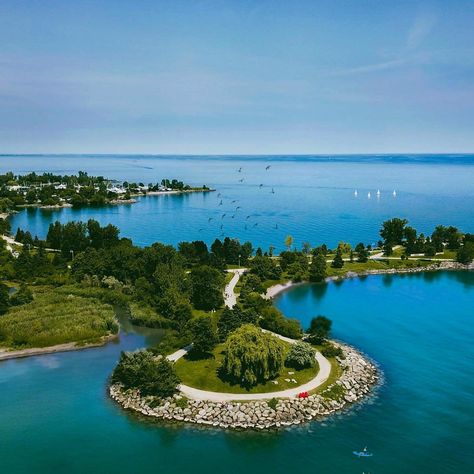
[222,324,286,387]
[285,341,316,369]
[267,398,278,411]
[320,343,344,358]
[259,307,302,339]
[9,284,33,306]
[112,350,180,397]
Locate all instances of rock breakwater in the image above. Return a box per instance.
[110,343,379,430]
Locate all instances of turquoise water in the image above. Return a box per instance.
[0,271,472,473]
[0,155,473,473]
[3,154,474,250]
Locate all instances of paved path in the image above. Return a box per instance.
[168,330,331,402]
[223,268,247,308]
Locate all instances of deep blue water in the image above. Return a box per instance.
[0,155,473,473]
[0,271,472,473]
[2,154,474,250]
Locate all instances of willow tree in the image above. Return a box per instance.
[221,324,286,387]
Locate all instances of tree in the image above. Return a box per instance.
[218,307,258,341]
[302,242,311,255]
[284,235,293,251]
[285,341,316,369]
[457,242,474,264]
[356,243,369,263]
[259,306,302,339]
[309,253,327,282]
[380,218,408,247]
[111,350,180,397]
[308,315,332,344]
[0,283,10,314]
[189,265,224,310]
[187,315,218,354]
[222,324,286,387]
[331,247,344,268]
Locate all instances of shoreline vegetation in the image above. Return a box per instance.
[0,211,472,429]
[0,170,213,212]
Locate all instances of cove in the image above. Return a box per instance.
[0,271,472,473]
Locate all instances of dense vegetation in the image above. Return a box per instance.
[0,171,210,209]
[0,213,472,399]
[112,350,180,397]
[0,288,118,349]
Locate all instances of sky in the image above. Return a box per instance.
[0,0,473,154]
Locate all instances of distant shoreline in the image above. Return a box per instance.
[265,261,474,299]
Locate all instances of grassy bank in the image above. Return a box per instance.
[0,287,118,349]
[175,342,319,394]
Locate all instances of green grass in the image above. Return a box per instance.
[128,303,173,329]
[175,342,319,394]
[0,287,118,349]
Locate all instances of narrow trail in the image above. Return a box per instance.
[168,268,332,401]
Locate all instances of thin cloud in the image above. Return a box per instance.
[407,11,437,50]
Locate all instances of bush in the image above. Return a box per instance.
[267,398,278,411]
[112,350,180,397]
[320,343,344,358]
[222,324,286,387]
[285,341,316,369]
[9,284,33,306]
[259,307,302,339]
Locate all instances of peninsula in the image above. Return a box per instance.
[0,171,213,211]
[1,214,471,429]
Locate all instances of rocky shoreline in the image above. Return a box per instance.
[109,343,379,430]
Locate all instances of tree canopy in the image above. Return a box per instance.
[222,324,286,387]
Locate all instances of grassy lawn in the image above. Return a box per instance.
[0,286,118,349]
[175,342,319,394]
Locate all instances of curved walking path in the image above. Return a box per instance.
[167,264,332,401]
[224,268,247,308]
[168,335,331,401]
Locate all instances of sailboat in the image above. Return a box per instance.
[354,190,358,197]
[367,191,371,198]
[376,189,381,196]
[392,190,397,197]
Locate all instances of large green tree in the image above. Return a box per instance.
[309,253,327,282]
[222,324,286,387]
[189,265,224,310]
[111,350,180,397]
[380,218,408,247]
[187,315,218,354]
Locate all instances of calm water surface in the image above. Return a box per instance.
[0,271,473,473]
[0,155,473,473]
[3,154,474,250]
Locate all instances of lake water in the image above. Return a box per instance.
[0,155,473,473]
[0,271,472,473]
[3,154,474,250]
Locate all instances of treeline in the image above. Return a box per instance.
[379,218,474,262]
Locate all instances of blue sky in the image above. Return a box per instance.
[0,0,473,154]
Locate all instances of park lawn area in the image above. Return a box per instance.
[325,260,386,277]
[0,287,118,349]
[175,342,319,394]
[432,250,457,259]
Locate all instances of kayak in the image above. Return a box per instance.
[353,451,373,457]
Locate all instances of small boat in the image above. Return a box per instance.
[392,190,397,197]
[376,189,381,196]
[367,192,371,198]
[353,451,373,457]
[353,447,373,457]
[354,190,358,197]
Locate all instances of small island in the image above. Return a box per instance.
[0,171,213,211]
[0,216,472,428]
